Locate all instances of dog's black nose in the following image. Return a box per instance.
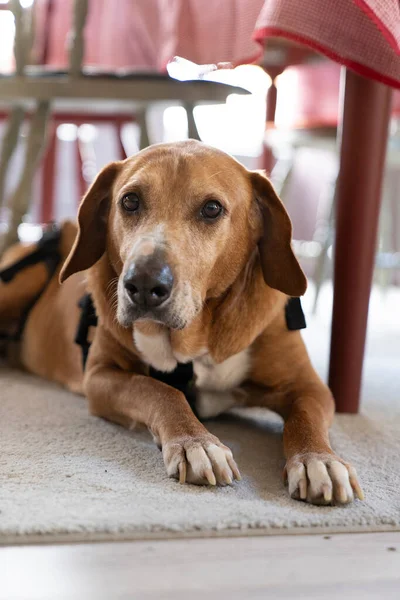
[123,260,174,308]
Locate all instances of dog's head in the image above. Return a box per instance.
[60,141,306,329]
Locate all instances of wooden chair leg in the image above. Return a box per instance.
[0,101,50,252]
[0,107,24,217]
[262,78,278,173]
[116,123,127,159]
[329,70,392,413]
[69,0,88,76]
[40,124,57,223]
[137,108,150,150]
[184,102,201,141]
[312,177,337,315]
[75,136,87,200]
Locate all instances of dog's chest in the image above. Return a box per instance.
[133,328,250,391]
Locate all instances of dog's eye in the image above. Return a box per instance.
[121,193,140,212]
[200,200,223,220]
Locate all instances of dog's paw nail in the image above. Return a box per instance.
[282,467,288,483]
[348,466,364,500]
[178,462,187,484]
[336,484,349,504]
[322,484,332,503]
[204,468,217,486]
[221,469,233,485]
[227,456,241,481]
[287,462,307,500]
[299,479,307,500]
[355,487,365,501]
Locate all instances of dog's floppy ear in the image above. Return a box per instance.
[251,170,307,296]
[59,161,121,283]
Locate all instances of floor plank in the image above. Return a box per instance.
[1,532,400,599]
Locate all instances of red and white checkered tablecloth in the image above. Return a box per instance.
[253,0,400,89]
[354,0,400,53]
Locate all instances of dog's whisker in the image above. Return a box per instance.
[105,277,119,299]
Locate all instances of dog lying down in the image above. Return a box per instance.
[0,140,363,505]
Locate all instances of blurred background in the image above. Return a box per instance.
[0,0,399,406]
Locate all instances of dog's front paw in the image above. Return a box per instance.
[163,433,241,486]
[284,452,364,506]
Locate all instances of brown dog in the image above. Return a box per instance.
[0,140,363,504]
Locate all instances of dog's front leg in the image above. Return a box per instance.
[234,329,365,505]
[84,359,240,487]
[238,380,364,505]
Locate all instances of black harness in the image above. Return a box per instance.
[0,226,61,342]
[285,296,306,331]
[74,293,98,370]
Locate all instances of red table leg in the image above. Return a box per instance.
[329,69,392,413]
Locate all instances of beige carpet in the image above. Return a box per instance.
[1,285,400,543]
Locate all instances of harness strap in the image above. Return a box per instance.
[285,297,306,331]
[149,363,198,417]
[0,227,61,283]
[74,294,98,370]
[0,225,61,342]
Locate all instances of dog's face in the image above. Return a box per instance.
[60,141,306,329]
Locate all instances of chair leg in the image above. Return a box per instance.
[75,136,87,200]
[116,123,127,159]
[262,77,278,173]
[184,102,201,141]
[312,177,337,315]
[137,108,150,150]
[40,124,57,223]
[328,70,392,413]
[0,106,24,217]
[0,101,50,253]
[375,177,392,295]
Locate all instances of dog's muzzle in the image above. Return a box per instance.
[118,247,195,330]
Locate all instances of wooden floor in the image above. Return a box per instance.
[1,532,400,599]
